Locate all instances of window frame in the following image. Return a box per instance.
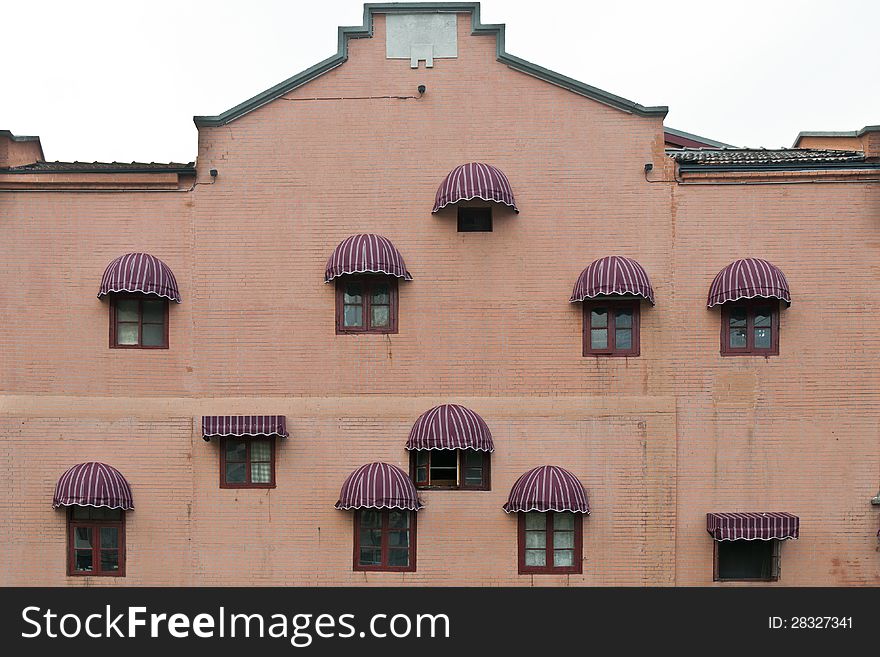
[219,436,277,489]
[409,449,491,491]
[713,538,780,582]
[67,507,126,577]
[353,509,417,572]
[109,294,169,349]
[582,298,640,357]
[457,206,493,232]
[517,511,583,575]
[335,275,399,334]
[720,299,780,356]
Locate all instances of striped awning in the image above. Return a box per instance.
[97,252,181,302]
[324,234,412,282]
[53,462,134,510]
[503,465,590,514]
[706,512,800,541]
[406,404,494,452]
[335,462,423,511]
[707,258,791,307]
[202,415,289,441]
[433,162,518,213]
[570,256,655,304]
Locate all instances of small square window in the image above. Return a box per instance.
[336,275,398,334]
[110,295,168,349]
[220,436,276,488]
[410,450,490,490]
[457,207,492,232]
[67,507,125,577]
[354,509,417,572]
[518,511,582,574]
[583,300,640,357]
[714,539,780,581]
[720,300,779,356]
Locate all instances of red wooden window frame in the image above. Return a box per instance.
[67,507,126,577]
[335,275,399,334]
[517,511,583,575]
[219,436,277,489]
[720,300,779,356]
[409,450,491,491]
[713,539,780,582]
[582,299,640,357]
[353,509,417,572]
[109,294,169,349]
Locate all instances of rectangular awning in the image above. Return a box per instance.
[202,415,288,441]
[706,512,799,541]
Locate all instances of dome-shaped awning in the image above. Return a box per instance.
[707,258,790,307]
[53,462,134,510]
[406,404,494,452]
[503,465,590,514]
[433,162,518,213]
[324,234,412,282]
[335,462,423,511]
[97,252,181,302]
[570,256,655,304]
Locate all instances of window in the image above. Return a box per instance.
[583,300,639,356]
[457,206,492,232]
[336,275,398,334]
[410,450,490,490]
[518,511,582,574]
[720,300,779,356]
[110,295,168,348]
[354,509,416,572]
[67,507,125,577]
[220,437,276,488]
[714,539,780,581]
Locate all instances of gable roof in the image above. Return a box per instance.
[193,2,667,127]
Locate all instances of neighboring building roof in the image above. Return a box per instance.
[664,127,734,149]
[0,129,41,142]
[1,160,195,174]
[667,147,877,170]
[194,2,667,127]
[792,124,880,148]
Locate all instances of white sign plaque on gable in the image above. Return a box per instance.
[386,13,458,68]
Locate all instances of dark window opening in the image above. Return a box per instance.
[411,450,490,490]
[714,539,780,581]
[336,275,398,334]
[354,509,416,572]
[67,507,125,577]
[110,295,168,349]
[457,207,492,232]
[220,436,276,488]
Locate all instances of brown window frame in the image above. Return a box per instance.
[67,507,126,577]
[109,294,169,349]
[457,206,493,232]
[353,509,417,572]
[582,299,640,357]
[335,275,399,334]
[713,539,780,582]
[720,299,780,356]
[517,511,583,575]
[219,436,277,489]
[409,450,491,490]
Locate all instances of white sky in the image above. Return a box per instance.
[3,0,878,163]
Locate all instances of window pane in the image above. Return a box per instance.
[590,308,607,328]
[72,507,90,520]
[729,307,747,327]
[553,550,574,567]
[591,329,608,350]
[74,550,93,572]
[359,548,381,566]
[525,512,546,530]
[142,299,165,324]
[116,323,139,345]
[371,305,390,327]
[615,308,633,328]
[388,549,410,567]
[116,299,139,322]
[755,327,771,349]
[371,284,390,305]
[388,511,410,529]
[343,305,363,327]
[526,531,547,549]
[525,549,546,567]
[92,508,123,521]
[225,439,246,462]
[100,527,118,549]
[729,328,747,348]
[553,513,574,530]
[553,532,574,549]
[415,466,428,483]
[615,328,632,350]
[416,452,429,467]
[141,324,165,346]
[343,283,363,303]
[225,463,246,484]
[463,467,483,487]
[250,440,271,462]
[360,530,382,548]
[718,539,774,580]
[74,527,92,549]
[388,530,409,548]
[463,451,482,467]
[754,307,772,327]
[100,550,120,572]
[251,462,271,483]
[359,510,380,529]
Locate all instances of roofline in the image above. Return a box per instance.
[193,2,667,127]
[0,129,41,142]
[792,124,880,147]
[1,164,196,174]
[677,162,880,173]
[664,126,734,148]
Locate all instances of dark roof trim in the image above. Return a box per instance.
[2,162,196,174]
[0,129,41,142]
[664,126,734,149]
[194,2,667,127]
[678,162,880,173]
[792,124,880,147]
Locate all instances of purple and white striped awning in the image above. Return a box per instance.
[202,415,289,441]
[324,234,413,282]
[406,404,494,452]
[706,512,799,541]
[53,462,134,510]
[707,258,791,307]
[503,465,590,514]
[570,256,655,304]
[335,462,423,511]
[433,162,518,213]
[97,252,181,302]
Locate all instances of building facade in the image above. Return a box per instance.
[2,3,879,586]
